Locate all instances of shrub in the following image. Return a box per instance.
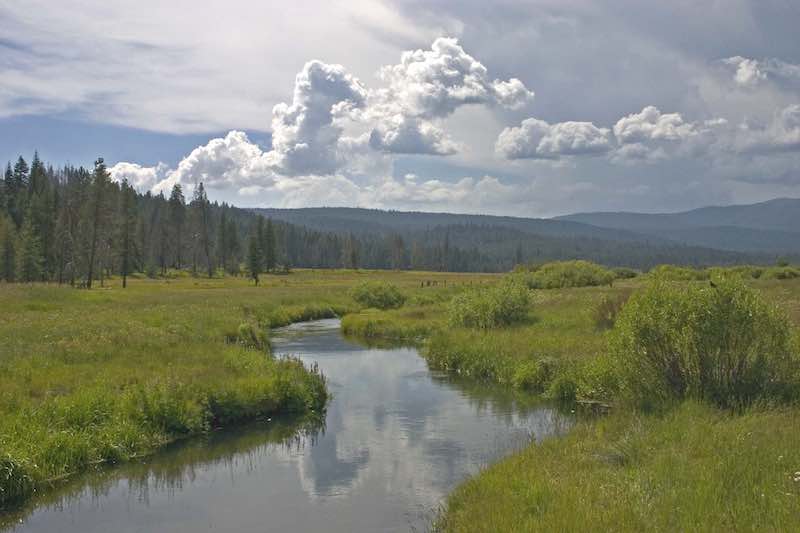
[647,264,709,281]
[520,260,616,289]
[612,267,639,279]
[447,279,530,329]
[350,281,406,310]
[609,278,798,409]
[761,265,800,280]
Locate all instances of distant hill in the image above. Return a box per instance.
[556,198,800,255]
[250,206,781,269]
[252,207,665,243]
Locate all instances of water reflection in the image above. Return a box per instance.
[5,319,572,533]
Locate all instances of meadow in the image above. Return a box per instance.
[3,264,800,531]
[0,269,496,510]
[340,264,800,531]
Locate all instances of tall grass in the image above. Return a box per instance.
[437,401,800,532]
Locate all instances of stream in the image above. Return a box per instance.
[5,319,572,532]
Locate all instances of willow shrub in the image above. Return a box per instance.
[350,281,406,310]
[447,279,530,329]
[609,277,799,410]
[520,260,615,289]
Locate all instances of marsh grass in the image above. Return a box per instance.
[436,402,800,532]
[0,269,497,510]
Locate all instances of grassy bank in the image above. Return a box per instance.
[438,401,800,532]
[338,271,800,532]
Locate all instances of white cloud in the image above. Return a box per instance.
[109,161,170,191]
[368,116,459,155]
[266,60,368,175]
[374,37,533,119]
[365,37,533,155]
[732,104,800,154]
[496,118,612,159]
[723,56,800,88]
[611,106,723,161]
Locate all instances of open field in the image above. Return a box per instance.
[3,268,800,531]
[341,273,800,531]
[0,269,497,510]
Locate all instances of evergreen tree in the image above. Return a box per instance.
[191,183,214,277]
[83,158,112,288]
[117,179,137,288]
[217,209,228,273]
[28,151,46,196]
[225,217,240,274]
[0,216,15,281]
[168,184,186,268]
[9,157,29,227]
[247,230,262,285]
[16,215,43,282]
[263,217,276,272]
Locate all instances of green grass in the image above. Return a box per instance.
[0,269,496,510]
[337,272,800,532]
[437,402,800,532]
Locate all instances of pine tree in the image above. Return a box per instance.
[84,158,112,288]
[168,184,186,269]
[247,230,262,286]
[263,217,276,272]
[16,215,44,282]
[0,216,15,281]
[225,217,240,274]
[117,179,137,288]
[217,209,228,273]
[28,151,46,196]
[9,157,29,227]
[191,183,213,278]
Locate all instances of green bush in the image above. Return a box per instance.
[612,267,639,279]
[447,279,530,329]
[761,265,800,280]
[519,260,616,289]
[647,264,709,281]
[350,281,406,310]
[609,278,798,409]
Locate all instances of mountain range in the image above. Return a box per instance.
[250,198,800,269]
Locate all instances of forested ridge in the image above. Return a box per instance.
[0,154,780,284]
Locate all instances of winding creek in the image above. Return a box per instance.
[5,319,572,532]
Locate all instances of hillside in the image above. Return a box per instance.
[251,207,776,269]
[557,198,800,254]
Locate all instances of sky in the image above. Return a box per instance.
[1,0,799,217]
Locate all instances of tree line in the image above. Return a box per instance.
[0,154,498,286]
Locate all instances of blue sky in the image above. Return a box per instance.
[1,1,799,216]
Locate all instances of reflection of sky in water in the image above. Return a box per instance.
[7,319,572,533]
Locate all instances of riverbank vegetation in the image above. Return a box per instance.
[0,270,496,511]
[335,262,800,531]
[4,261,800,530]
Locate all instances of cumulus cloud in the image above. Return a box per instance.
[369,116,459,155]
[611,106,724,161]
[496,118,612,159]
[265,60,368,176]
[109,161,171,191]
[109,129,520,213]
[723,56,800,88]
[732,104,800,154]
[366,37,533,155]
[375,37,533,118]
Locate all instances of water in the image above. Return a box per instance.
[4,319,572,532]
